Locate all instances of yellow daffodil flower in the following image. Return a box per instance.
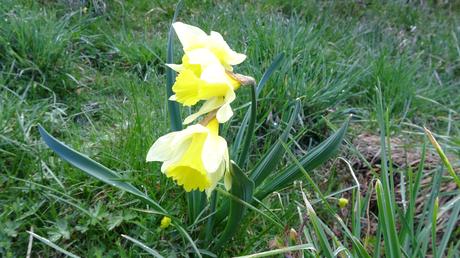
[146,118,231,196]
[166,22,247,124]
[169,62,240,124]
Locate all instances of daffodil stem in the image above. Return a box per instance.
[199,110,218,126]
[204,191,218,245]
[237,84,257,167]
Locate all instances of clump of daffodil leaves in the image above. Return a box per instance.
[38,15,348,256]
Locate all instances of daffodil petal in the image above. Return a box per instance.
[202,134,227,173]
[224,170,232,191]
[173,22,207,51]
[186,48,221,67]
[146,132,178,162]
[183,97,225,124]
[166,63,184,72]
[215,90,236,123]
[209,31,246,66]
[205,161,225,197]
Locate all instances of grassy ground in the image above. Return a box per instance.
[1,0,460,257]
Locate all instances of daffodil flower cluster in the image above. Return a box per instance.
[147,22,249,196]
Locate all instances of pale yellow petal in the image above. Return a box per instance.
[205,161,225,197]
[183,97,225,124]
[215,91,236,123]
[146,132,178,162]
[209,31,246,66]
[166,63,184,72]
[173,22,207,51]
[202,134,227,173]
[186,48,221,67]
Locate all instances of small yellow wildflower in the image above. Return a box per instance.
[146,118,231,196]
[160,216,171,229]
[338,198,349,208]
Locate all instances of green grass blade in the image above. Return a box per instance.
[437,198,460,258]
[174,223,202,258]
[234,244,315,258]
[301,192,334,258]
[255,117,349,199]
[432,198,439,257]
[231,53,284,157]
[334,215,371,258]
[255,53,285,97]
[216,188,283,229]
[402,142,426,249]
[215,161,254,248]
[121,234,165,258]
[230,108,250,156]
[375,180,402,258]
[250,99,300,187]
[165,0,183,132]
[27,231,80,258]
[38,125,167,213]
[204,191,218,245]
[237,84,256,168]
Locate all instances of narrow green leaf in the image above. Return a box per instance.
[204,191,217,245]
[402,142,426,249]
[121,234,165,258]
[215,161,254,248]
[301,193,334,258]
[165,0,183,132]
[415,166,444,257]
[255,117,349,199]
[335,215,371,258]
[437,199,460,258]
[375,87,401,258]
[231,108,250,155]
[232,53,284,157]
[216,188,283,229]
[375,180,402,258]
[250,99,301,186]
[255,53,285,97]
[237,84,256,168]
[174,223,202,258]
[432,198,439,257]
[27,231,80,258]
[38,125,166,213]
[234,244,315,258]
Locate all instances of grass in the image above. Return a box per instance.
[1,0,460,257]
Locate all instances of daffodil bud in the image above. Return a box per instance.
[289,228,298,242]
[338,198,349,208]
[160,216,171,229]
